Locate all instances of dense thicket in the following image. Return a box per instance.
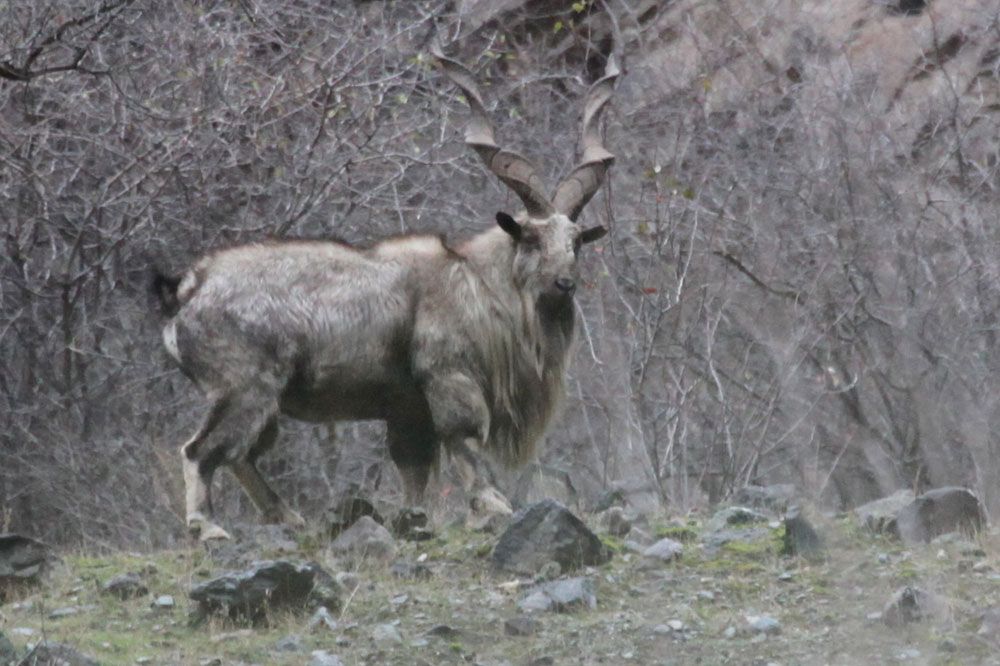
[3,0,1000,547]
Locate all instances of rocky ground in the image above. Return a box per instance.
[1,487,999,666]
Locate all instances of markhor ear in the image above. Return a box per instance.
[496,212,522,240]
[580,225,607,244]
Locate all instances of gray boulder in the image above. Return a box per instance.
[642,538,684,562]
[896,487,985,543]
[978,607,1000,642]
[371,623,403,646]
[504,615,540,636]
[390,560,432,580]
[492,500,612,575]
[701,506,773,555]
[517,577,597,613]
[882,586,949,627]
[390,507,434,542]
[854,489,916,535]
[102,572,148,600]
[733,484,797,515]
[781,508,823,558]
[329,516,395,562]
[0,534,53,596]
[0,631,17,664]
[309,650,345,666]
[855,487,985,543]
[597,507,633,537]
[745,614,781,635]
[324,496,384,539]
[189,560,340,624]
[18,641,99,666]
[705,506,770,533]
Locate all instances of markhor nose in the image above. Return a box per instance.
[555,277,576,294]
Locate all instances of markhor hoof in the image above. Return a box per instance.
[188,515,233,542]
[466,488,514,532]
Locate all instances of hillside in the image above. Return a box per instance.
[3,0,1000,589]
[2,495,998,666]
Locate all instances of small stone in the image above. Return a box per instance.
[330,516,396,562]
[152,594,175,609]
[324,496,384,539]
[426,624,460,638]
[391,507,434,541]
[697,590,716,602]
[723,626,737,639]
[643,538,684,562]
[877,553,890,564]
[274,634,303,652]
[390,560,432,580]
[652,624,671,635]
[882,586,947,627]
[667,619,685,631]
[527,658,555,666]
[309,650,345,666]
[334,571,360,593]
[48,606,82,619]
[11,627,36,636]
[102,573,148,600]
[210,629,253,643]
[896,648,922,660]
[505,615,540,636]
[199,659,222,666]
[542,577,596,612]
[746,614,781,635]
[777,572,793,582]
[517,590,552,613]
[136,657,153,664]
[372,622,403,646]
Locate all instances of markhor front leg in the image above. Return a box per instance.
[451,436,514,527]
[422,372,513,528]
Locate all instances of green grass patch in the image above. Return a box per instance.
[654,525,699,543]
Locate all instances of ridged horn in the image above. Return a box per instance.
[432,42,555,219]
[551,54,619,222]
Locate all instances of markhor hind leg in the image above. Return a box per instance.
[387,410,436,508]
[230,419,305,527]
[181,391,279,541]
[180,397,231,541]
